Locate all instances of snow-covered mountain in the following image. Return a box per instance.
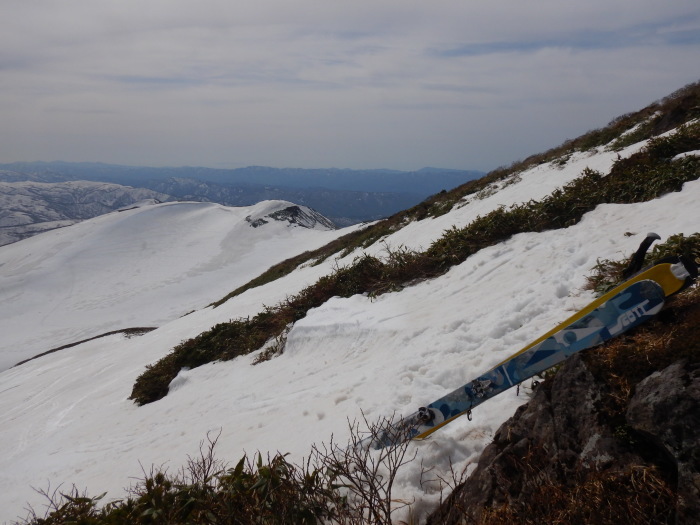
[0,98,698,522]
[0,200,339,372]
[0,180,174,246]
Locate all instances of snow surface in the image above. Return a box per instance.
[0,200,340,372]
[0,137,699,523]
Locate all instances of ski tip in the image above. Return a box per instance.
[646,232,661,241]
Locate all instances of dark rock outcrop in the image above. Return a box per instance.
[427,353,699,524]
[627,360,700,523]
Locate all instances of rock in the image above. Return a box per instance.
[426,353,696,524]
[627,360,700,523]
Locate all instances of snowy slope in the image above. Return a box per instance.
[0,140,698,523]
[0,200,340,372]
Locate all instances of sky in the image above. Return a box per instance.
[2,0,699,171]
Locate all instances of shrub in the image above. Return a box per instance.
[18,417,417,525]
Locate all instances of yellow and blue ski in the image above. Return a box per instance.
[362,237,697,450]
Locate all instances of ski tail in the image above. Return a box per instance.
[656,255,698,295]
[621,232,698,294]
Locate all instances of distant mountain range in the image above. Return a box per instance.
[0,162,483,193]
[0,162,484,231]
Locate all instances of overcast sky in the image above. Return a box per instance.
[2,1,699,172]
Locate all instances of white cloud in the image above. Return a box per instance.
[1,0,699,170]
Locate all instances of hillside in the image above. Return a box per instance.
[0,82,698,524]
[0,200,342,372]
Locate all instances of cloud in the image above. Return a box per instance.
[430,12,700,57]
[1,1,699,171]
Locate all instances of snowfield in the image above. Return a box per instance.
[0,138,698,523]
[0,200,340,372]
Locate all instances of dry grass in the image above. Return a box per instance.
[477,464,676,525]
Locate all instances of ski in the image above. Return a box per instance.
[362,253,697,450]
